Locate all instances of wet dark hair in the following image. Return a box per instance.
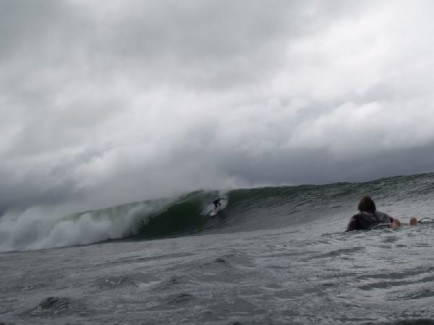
[358,196,376,212]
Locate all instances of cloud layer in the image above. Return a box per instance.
[2,0,434,215]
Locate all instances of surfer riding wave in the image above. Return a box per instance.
[213,198,225,209]
[210,198,226,217]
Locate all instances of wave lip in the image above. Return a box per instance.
[0,198,175,252]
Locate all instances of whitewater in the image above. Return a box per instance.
[1,173,434,324]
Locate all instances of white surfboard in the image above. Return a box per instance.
[210,206,220,217]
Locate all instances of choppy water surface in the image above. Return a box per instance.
[2,222,434,324]
[1,173,434,324]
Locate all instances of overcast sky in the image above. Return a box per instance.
[2,0,434,215]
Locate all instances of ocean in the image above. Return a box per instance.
[1,173,434,324]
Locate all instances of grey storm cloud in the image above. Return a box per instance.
[1,0,434,216]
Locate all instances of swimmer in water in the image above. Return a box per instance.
[346,196,401,231]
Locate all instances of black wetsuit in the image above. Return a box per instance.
[346,211,393,231]
[213,198,223,209]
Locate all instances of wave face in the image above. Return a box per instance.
[2,172,434,252]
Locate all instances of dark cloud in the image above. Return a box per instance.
[1,0,434,217]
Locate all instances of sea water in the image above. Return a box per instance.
[1,173,434,324]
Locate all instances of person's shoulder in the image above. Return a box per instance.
[346,213,365,231]
[352,212,369,219]
[377,211,393,218]
[375,211,394,222]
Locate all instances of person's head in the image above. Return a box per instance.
[358,196,376,212]
[409,217,418,226]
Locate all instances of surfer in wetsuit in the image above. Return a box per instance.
[212,198,224,210]
[346,196,401,231]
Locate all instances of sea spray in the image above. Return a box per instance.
[0,198,173,252]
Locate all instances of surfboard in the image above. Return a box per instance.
[210,206,220,217]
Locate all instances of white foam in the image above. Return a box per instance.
[0,201,171,252]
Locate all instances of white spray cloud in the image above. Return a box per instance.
[0,199,173,252]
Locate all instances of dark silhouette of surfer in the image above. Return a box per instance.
[212,198,225,210]
[210,198,226,217]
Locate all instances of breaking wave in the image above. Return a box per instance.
[1,172,434,252]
